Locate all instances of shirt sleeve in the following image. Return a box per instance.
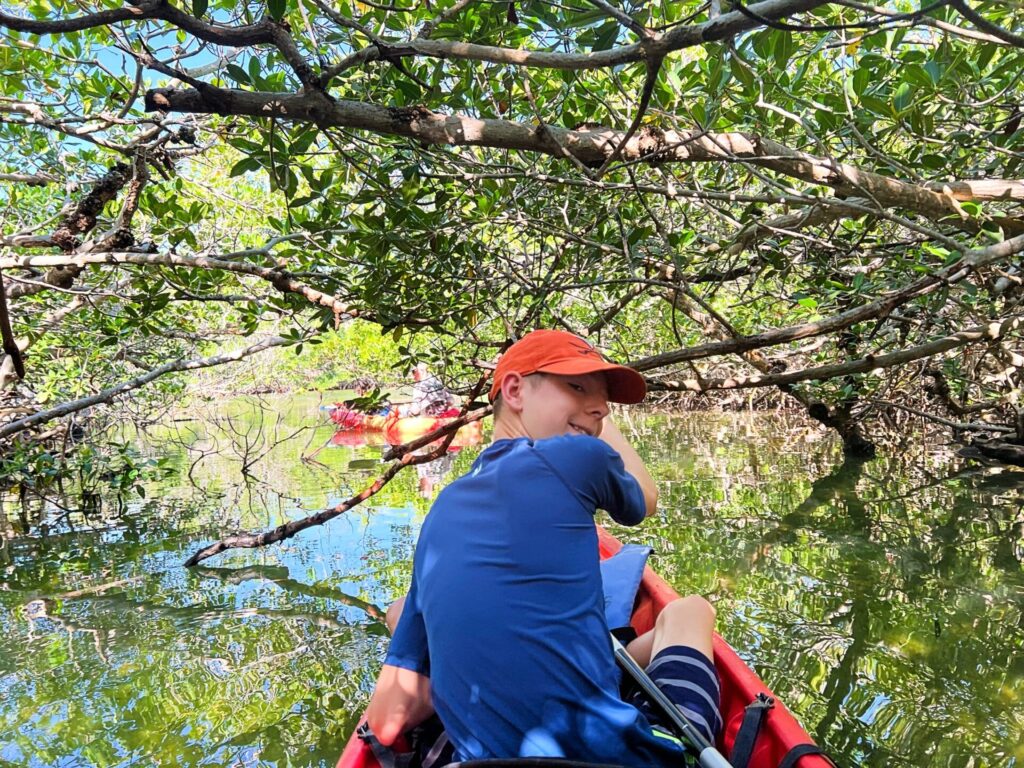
[384,566,430,675]
[536,435,647,526]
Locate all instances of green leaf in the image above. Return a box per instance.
[730,56,755,89]
[892,83,913,113]
[248,56,262,85]
[860,95,890,116]
[288,194,319,208]
[229,157,261,177]
[226,64,250,85]
[593,22,619,51]
[773,31,795,69]
[902,64,932,89]
[268,0,287,21]
[924,60,943,85]
[192,0,208,17]
[690,102,706,126]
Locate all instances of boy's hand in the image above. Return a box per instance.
[599,418,658,516]
[365,664,435,745]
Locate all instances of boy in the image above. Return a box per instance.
[366,329,719,766]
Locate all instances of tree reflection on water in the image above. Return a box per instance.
[1,399,1021,767]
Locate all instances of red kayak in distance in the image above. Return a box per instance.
[336,526,832,768]
[327,404,484,448]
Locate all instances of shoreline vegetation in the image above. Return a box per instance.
[3,316,1022,505]
[3,1,1024,502]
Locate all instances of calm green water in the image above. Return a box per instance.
[1,393,1022,767]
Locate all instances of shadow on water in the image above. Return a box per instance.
[193,563,388,625]
[1,398,1022,767]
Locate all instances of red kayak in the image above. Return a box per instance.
[336,526,831,768]
[328,405,483,447]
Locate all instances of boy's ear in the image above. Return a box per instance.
[499,371,527,413]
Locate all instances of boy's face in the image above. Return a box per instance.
[518,372,610,440]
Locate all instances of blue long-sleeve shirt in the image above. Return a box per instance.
[386,435,685,766]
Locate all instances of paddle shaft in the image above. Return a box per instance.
[610,635,733,768]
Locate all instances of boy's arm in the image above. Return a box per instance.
[365,665,434,745]
[600,418,658,517]
[367,571,434,744]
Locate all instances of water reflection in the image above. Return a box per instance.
[1,397,1022,767]
[626,416,1024,767]
[192,563,387,624]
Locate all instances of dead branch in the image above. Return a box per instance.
[0,335,297,441]
[866,398,1016,434]
[184,441,450,567]
[0,250,364,320]
[381,406,492,461]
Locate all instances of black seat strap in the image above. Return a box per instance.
[358,722,414,768]
[730,692,775,768]
[778,743,841,768]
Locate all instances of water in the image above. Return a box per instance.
[1,393,1021,767]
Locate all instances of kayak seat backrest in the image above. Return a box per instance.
[599,543,652,632]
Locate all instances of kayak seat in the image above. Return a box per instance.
[599,543,652,642]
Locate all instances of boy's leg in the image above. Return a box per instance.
[649,594,715,660]
[626,595,721,745]
[624,594,714,667]
[625,627,655,668]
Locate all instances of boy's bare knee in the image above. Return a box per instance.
[658,595,716,628]
[650,595,716,661]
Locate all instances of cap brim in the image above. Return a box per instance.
[536,359,647,404]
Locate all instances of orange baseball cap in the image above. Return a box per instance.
[488,329,647,404]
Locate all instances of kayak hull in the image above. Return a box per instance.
[328,406,483,447]
[336,526,830,768]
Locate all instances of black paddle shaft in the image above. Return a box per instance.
[610,635,733,768]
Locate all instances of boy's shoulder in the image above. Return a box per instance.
[534,433,614,457]
[484,434,616,462]
[454,437,623,488]
[500,434,622,479]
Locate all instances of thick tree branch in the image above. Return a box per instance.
[315,0,829,82]
[629,230,1024,370]
[143,86,1024,235]
[649,316,1022,391]
[924,179,1024,202]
